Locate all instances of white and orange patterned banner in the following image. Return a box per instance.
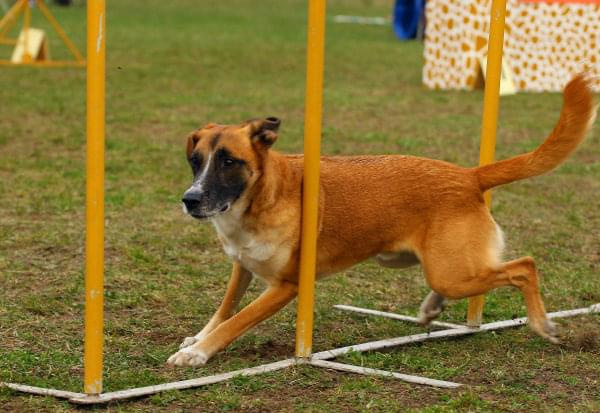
[423,0,600,92]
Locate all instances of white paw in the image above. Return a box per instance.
[544,319,560,344]
[531,318,560,344]
[179,336,198,349]
[416,312,429,326]
[179,331,208,349]
[417,308,441,326]
[167,347,208,367]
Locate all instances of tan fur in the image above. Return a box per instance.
[167,74,596,367]
[476,74,596,190]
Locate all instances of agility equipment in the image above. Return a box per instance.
[83,0,105,394]
[295,0,326,359]
[0,0,85,66]
[4,303,600,403]
[2,0,598,405]
[466,0,508,324]
[423,0,600,92]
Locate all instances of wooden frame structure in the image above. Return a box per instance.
[0,0,85,67]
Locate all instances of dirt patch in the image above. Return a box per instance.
[222,368,448,413]
[560,317,600,353]
[222,339,294,364]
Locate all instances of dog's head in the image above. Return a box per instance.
[181,117,281,219]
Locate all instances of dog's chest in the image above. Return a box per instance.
[211,216,289,278]
[221,235,276,263]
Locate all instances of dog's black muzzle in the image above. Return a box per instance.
[181,187,213,218]
[182,191,203,213]
[182,188,231,219]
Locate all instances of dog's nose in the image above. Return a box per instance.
[182,193,202,211]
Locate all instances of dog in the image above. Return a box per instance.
[167,74,596,367]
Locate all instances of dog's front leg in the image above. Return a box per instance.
[178,261,253,349]
[167,280,297,367]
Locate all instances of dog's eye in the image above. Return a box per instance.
[223,158,234,167]
[189,153,202,173]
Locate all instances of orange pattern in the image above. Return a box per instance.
[423,0,600,92]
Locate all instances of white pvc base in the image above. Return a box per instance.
[309,359,461,388]
[333,304,465,329]
[1,383,86,400]
[69,358,297,405]
[316,303,600,360]
[2,303,598,404]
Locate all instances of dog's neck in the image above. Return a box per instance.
[248,151,288,216]
[209,152,297,272]
[210,205,245,239]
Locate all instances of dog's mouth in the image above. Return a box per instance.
[184,202,231,220]
[190,212,209,220]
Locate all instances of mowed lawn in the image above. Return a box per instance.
[1,0,599,411]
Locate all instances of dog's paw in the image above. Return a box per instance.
[179,336,199,349]
[543,319,560,344]
[417,307,443,326]
[179,331,209,349]
[167,347,208,367]
[531,318,560,344]
[417,292,446,326]
[416,313,432,326]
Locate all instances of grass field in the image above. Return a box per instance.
[1,0,599,411]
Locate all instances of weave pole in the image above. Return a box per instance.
[295,0,326,358]
[467,0,508,326]
[84,0,105,395]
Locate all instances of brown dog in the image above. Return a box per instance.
[167,75,596,367]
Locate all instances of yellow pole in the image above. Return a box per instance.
[22,0,31,62]
[467,0,507,327]
[295,0,326,358]
[84,0,105,395]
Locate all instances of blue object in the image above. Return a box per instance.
[393,0,424,40]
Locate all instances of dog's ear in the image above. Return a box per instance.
[186,123,218,158]
[186,132,201,158]
[248,117,281,149]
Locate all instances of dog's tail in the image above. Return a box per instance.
[475,74,597,192]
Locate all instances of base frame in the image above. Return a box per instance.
[2,303,598,404]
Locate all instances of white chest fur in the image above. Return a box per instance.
[211,213,289,278]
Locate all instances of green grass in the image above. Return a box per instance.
[1,0,599,411]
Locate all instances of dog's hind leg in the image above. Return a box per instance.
[426,255,558,343]
[487,257,558,343]
[179,261,253,349]
[376,252,444,325]
[422,212,557,343]
[417,291,446,326]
